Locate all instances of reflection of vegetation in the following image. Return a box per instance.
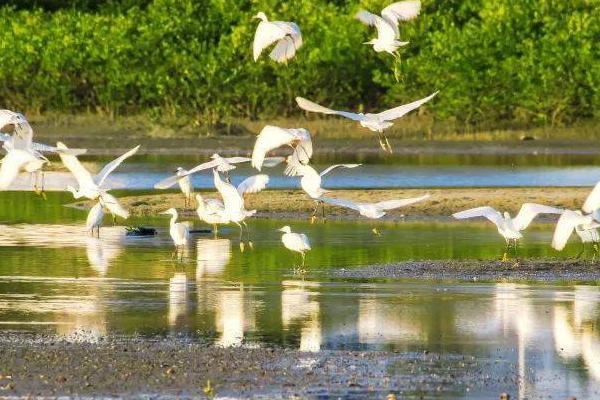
[0,0,597,132]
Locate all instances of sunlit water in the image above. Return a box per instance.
[7,153,600,190]
[1,190,600,397]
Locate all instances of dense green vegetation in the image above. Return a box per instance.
[0,0,598,129]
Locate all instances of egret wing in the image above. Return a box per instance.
[583,182,600,213]
[213,169,244,212]
[0,151,30,189]
[452,206,504,227]
[237,174,269,196]
[373,15,397,43]
[552,210,583,251]
[262,156,286,168]
[376,194,430,210]
[295,97,364,121]
[56,142,96,189]
[355,10,379,26]
[382,1,422,25]
[101,192,129,219]
[320,196,361,212]
[513,203,563,231]
[319,163,361,177]
[299,233,311,250]
[223,156,251,164]
[376,91,439,121]
[95,145,140,188]
[252,125,298,170]
[154,174,180,190]
[253,20,287,61]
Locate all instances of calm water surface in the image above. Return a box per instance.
[1,192,600,398]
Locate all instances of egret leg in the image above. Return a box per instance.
[301,252,305,267]
[112,215,117,226]
[96,227,100,238]
[225,171,231,184]
[383,133,393,153]
[235,222,244,252]
[310,201,318,224]
[593,242,599,263]
[321,201,326,221]
[243,221,253,249]
[213,224,218,238]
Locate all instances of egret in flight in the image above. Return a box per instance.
[278,225,311,270]
[161,208,190,260]
[253,12,303,63]
[296,92,438,152]
[251,125,312,171]
[0,110,85,192]
[356,1,421,54]
[285,158,360,222]
[213,169,269,250]
[321,194,430,219]
[57,142,139,221]
[453,203,564,258]
[552,210,600,258]
[86,200,104,238]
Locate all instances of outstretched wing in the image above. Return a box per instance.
[295,97,365,122]
[0,150,32,189]
[583,182,600,214]
[252,126,305,171]
[375,194,430,210]
[355,10,380,26]
[513,203,563,231]
[269,22,302,62]
[452,206,504,228]
[320,196,361,212]
[253,20,287,61]
[100,192,130,219]
[376,91,438,121]
[95,145,140,188]
[237,174,269,196]
[56,141,96,189]
[381,1,421,35]
[319,163,361,177]
[552,210,584,251]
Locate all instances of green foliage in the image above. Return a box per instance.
[0,0,598,128]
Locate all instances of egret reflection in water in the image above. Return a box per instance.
[281,280,321,352]
[196,238,231,279]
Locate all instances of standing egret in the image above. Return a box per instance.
[552,210,600,258]
[251,125,312,171]
[253,12,303,63]
[175,167,194,207]
[296,92,438,152]
[161,208,190,259]
[278,226,311,270]
[453,203,564,258]
[213,169,269,250]
[195,193,229,235]
[321,194,430,219]
[356,1,421,54]
[0,110,85,192]
[56,142,139,221]
[86,200,104,238]
[154,153,283,189]
[285,158,361,222]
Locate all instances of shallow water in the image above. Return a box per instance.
[2,192,600,398]
[8,153,600,191]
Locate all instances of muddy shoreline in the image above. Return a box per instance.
[0,333,516,398]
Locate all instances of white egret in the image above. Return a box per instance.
[278,225,311,269]
[195,193,229,235]
[296,92,438,152]
[454,203,564,258]
[552,210,600,257]
[285,158,361,221]
[251,125,312,171]
[161,208,190,259]
[56,142,139,220]
[175,167,194,207]
[253,12,303,63]
[356,1,421,54]
[0,110,85,192]
[86,200,104,238]
[154,153,283,189]
[212,169,269,250]
[321,194,430,219]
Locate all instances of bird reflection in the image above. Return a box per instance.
[168,272,189,330]
[196,238,231,279]
[357,296,421,345]
[281,280,321,352]
[85,228,124,275]
[215,287,256,347]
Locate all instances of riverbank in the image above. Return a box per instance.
[0,333,515,398]
[114,187,591,220]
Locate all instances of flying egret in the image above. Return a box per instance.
[251,125,312,171]
[154,153,283,189]
[296,92,438,152]
[582,181,600,216]
[453,203,564,258]
[321,194,430,219]
[213,169,269,250]
[86,200,104,238]
[56,142,139,221]
[161,208,190,259]
[356,1,421,54]
[175,167,194,207]
[253,12,303,63]
[285,157,361,222]
[0,110,85,192]
[552,210,600,258]
[278,225,311,270]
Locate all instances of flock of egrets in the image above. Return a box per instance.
[0,1,598,268]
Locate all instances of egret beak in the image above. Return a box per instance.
[277,227,286,232]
